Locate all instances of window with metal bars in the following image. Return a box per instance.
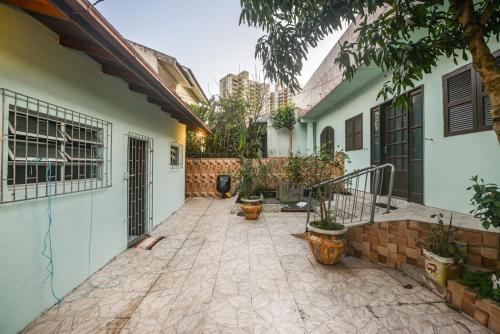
[170,142,183,168]
[442,50,499,136]
[1,89,112,203]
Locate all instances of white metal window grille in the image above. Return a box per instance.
[170,142,183,168]
[1,89,112,203]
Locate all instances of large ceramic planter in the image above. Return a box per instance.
[306,223,347,265]
[240,195,263,220]
[423,249,461,287]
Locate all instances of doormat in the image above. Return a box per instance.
[134,236,165,250]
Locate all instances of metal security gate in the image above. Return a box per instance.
[127,133,153,246]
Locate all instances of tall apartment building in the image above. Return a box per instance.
[269,84,292,113]
[219,71,270,114]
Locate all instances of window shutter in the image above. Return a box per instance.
[345,119,353,150]
[444,66,475,135]
[345,114,362,150]
[477,54,500,128]
[354,115,363,149]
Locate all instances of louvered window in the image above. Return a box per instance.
[345,113,363,151]
[443,50,499,136]
[320,126,335,152]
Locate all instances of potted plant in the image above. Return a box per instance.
[468,175,500,230]
[254,160,277,198]
[238,159,263,220]
[304,149,347,265]
[278,153,304,203]
[417,213,464,287]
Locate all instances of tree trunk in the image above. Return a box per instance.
[449,0,500,143]
[288,128,293,155]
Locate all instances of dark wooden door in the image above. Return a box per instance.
[408,89,424,203]
[127,137,148,245]
[371,87,423,204]
[385,102,409,199]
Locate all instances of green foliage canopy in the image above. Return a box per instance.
[270,104,296,131]
[240,0,500,143]
[240,0,499,99]
[187,93,267,158]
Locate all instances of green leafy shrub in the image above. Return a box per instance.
[238,158,257,199]
[459,271,500,302]
[284,153,303,184]
[416,213,464,262]
[468,176,500,230]
[270,104,296,131]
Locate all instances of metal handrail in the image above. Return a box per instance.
[306,163,395,229]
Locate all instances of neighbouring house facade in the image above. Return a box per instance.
[294,20,500,216]
[267,85,308,157]
[129,41,208,106]
[218,71,308,157]
[0,2,208,333]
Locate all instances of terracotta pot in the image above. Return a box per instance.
[306,223,347,265]
[240,196,263,220]
[423,249,461,287]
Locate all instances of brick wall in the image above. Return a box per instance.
[185,158,288,197]
[346,220,500,271]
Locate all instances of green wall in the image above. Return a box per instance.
[0,5,186,333]
[311,41,500,215]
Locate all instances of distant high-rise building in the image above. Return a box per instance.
[219,71,270,114]
[269,85,292,113]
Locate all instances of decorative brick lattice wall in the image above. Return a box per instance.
[185,158,289,197]
[346,220,500,271]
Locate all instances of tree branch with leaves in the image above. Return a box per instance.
[240,0,500,143]
[270,104,296,154]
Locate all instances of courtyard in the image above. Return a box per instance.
[22,198,488,334]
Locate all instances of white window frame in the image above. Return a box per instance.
[0,89,112,204]
[170,141,183,169]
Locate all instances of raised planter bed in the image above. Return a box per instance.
[447,280,500,333]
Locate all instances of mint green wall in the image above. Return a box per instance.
[0,5,186,334]
[313,41,500,214]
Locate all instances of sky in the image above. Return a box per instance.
[96,0,346,97]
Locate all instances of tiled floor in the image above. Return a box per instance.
[22,198,490,334]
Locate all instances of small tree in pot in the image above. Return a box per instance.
[238,159,263,220]
[278,153,305,203]
[303,148,348,265]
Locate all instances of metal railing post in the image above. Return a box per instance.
[370,169,381,223]
[386,165,395,213]
[305,187,312,232]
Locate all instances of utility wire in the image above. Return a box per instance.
[41,161,61,303]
